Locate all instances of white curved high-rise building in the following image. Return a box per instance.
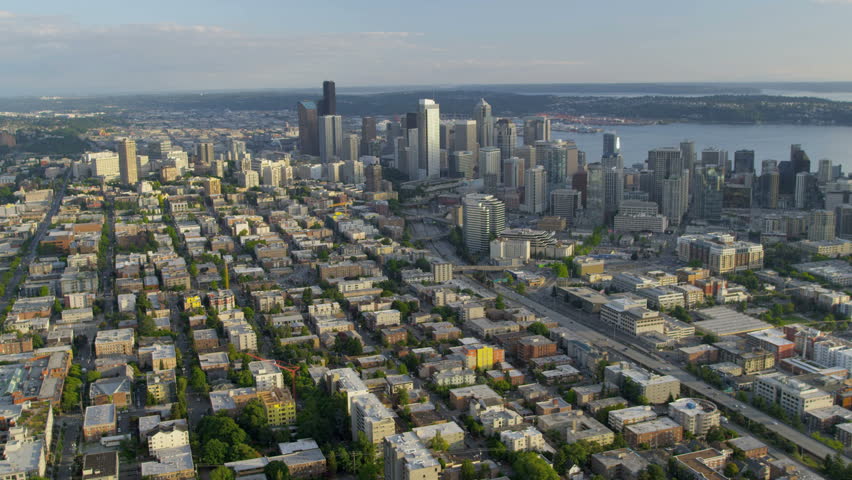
[463,193,506,254]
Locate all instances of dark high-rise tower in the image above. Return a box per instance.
[791,144,810,175]
[360,117,377,156]
[734,150,755,174]
[297,101,319,156]
[196,142,214,165]
[602,132,620,157]
[320,80,336,116]
[365,163,383,192]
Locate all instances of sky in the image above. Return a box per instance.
[1,0,851,96]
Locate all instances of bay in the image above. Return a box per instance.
[543,123,852,174]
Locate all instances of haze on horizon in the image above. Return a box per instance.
[2,0,851,97]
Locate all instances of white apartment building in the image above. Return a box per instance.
[500,427,546,452]
[249,360,285,392]
[601,297,665,337]
[351,394,396,444]
[668,398,720,437]
[753,373,833,419]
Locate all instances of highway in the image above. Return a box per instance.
[486,280,843,471]
[0,168,71,316]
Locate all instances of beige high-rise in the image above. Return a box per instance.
[118,139,138,185]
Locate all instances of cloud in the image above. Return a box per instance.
[0,12,436,94]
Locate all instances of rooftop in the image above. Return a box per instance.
[693,306,771,336]
[83,404,116,428]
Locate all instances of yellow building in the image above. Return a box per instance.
[183,295,202,311]
[259,388,296,426]
[476,345,494,369]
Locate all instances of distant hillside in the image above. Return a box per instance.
[1,89,852,125]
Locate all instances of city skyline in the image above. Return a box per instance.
[2,1,852,95]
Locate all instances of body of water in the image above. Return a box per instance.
[542,123,852,174]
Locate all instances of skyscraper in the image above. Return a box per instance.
[297,101,319,156]
[495,119,516,160]
[479,147,501,190]
[550,189,582,220]
[403,112,419,180]
[603,166,624,222]
[791,144,811,175]
[758,169,780,209]
[648,148,682,204]
[148,140,172,161]
[118,138,138,185]
[523,166,547,214]
[523,116,551,144]
[473,98,494,148]
[795,172,819,209]
[440,123,454,152]
[318,115,343,163]
[602,153,623,170]
[603,132,620,157]
[564,141,580,177]
[365,164,383,192]
[515,145,536,170]
[734,150,755,174]
[227,138,247,162]
[196,142,214,166]
[809,210,836,241]
[360,117,377,156]
[418,99,441,178]
[450,151,475,179]
[454,120,477,153]
[778,160,795,195]
[662,176,688,226]
[818,158,833,183]
[679,140,696,174]
[503,157,525,189]
[586,163,605,225]
[701,148,728,176]
[342,134,359,161]
[541,143,569,189]
[319,80,336,116]
[693,167,723,221]
[573,170,588,208]
[463,193,506,254]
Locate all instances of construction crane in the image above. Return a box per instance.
[244,353,301,402]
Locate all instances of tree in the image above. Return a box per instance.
[202,438,229,464]
[527,321,549,336]
[554,440,594,473]
[198,414,249,447]
[638,464,667,480]
[39,286,50,297]
[264,461,291,480]
[430,431,449,451]
[724,463,740,477]
[189,367,209,393]
[231,443,261,461]
[564,389,577,405]
[513,452,559,480]
[495,294,506,309]
[210,466,235,480]
[301,288,313,306]
[327,451,338,475]
[553,263,569,278]
[398,363,408,375]
[460,459,477,480]
[237,399,269,439]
